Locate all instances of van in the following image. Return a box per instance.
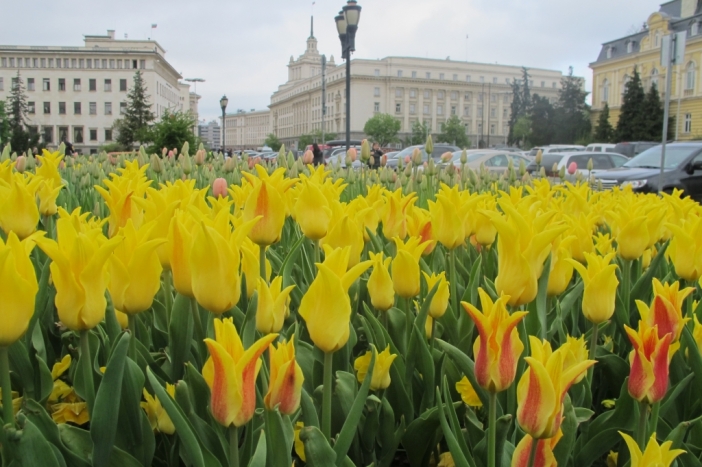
[585,143,616,152]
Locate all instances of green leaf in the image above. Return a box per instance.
[441,377,477,467]
[559,279,583,315]
[301,426,337,466]
[553,395,578,467]
[682,327,702,396]
[435,387,472,467]
[168,293,194,382]
[264,409,293,467]
[13,417,63,467]
[301,387,320,429]
[436,339,490,408]
[402,407,442,467]
[91,331,130,467]
[248,430,267,467]
[630,241,669,302]
[59,424,142,467]
[535,253,551,340]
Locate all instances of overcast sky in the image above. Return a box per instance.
[3,0,663,122]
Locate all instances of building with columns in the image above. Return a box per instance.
[222,109,272,149]
[590,0,702,139]
[0,30,198,152]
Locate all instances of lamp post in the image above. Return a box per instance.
[220,95,228,153]
[335,0,362,154]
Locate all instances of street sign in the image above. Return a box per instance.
[661,31,687,67]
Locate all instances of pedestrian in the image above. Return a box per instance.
[371,142,383,169]
[64,141,74,156]
[312,142,324,166]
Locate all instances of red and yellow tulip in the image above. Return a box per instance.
[264,337,303,414]
[625,322,676,404]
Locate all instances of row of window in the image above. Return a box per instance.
[0,56,145,70]
[26,125,113,145]
[26,101,126,115]
[381,87,512,103]
[386,102,510,118]
[0,76,128,92]
[373,68,558,88]
[600,62,699,103]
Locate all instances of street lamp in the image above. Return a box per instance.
[335,0,362,154]
[220,95,228,153]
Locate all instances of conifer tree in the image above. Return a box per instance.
[115,70,155,148]
[554,67,591,143]
[593,103,614,142]
[641,84,665,141]
[5,71,39,153]
[616,68,647,141]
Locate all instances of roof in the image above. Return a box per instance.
[659,0,682,18]
[593,30,647,63]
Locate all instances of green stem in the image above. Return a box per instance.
[636,401,649,449]
[527,435,538,467]
[163,269,173,317]
[381,310,389,332]
[127,314,138,361]
[259,244,267,284]
[79,330,95,414]
[587,323,599,383]
[648,401,661,439]
[322,352,334,441]
[0,347,13,426]
[191,298,205,345]
[313,240,321,265]
[621,259,632,322]
[229,425,239,467]
[405,297,413,352]
[488,391,497,467]
[449,248,459,319]
[430,318,436,351]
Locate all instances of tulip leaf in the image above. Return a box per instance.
[535,253,551,340]
[553,395,578,467]
[184,362,212,421]
[401,406,444,467]
[12,417,63,467]
[59,424,142,467]
[333,349,375,465]
[300,426,337,466]
[247,430,267,467]
[264,409,293,467]
[435,387,472,467]
[435,340,490,409]
[377,399,406,467]
[301,387,320,428]
[467,254,482,306]
[8,339,36,398]
[441,377,477,467]
[91,331,130,467]
[168,293,194,382]
[682,327,702,396]
[146,368,206,467]
[412,324,436,412]
[558,279,583,317]
[104,292,121,348]
[630,240,669,302]
[366,226,384,255]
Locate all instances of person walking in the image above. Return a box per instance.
[312,142,324,166]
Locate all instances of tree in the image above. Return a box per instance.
[438,115,470,148]
[114,71,155,149]
[530,95,555,146]
[5,72,39,154]
[147,110,198,153]
[310,128,337,142]
[641,84,666,141]
[520,67,532,114]
[363,113,401,147]
[593,103,614,142]
[616,68,647,141]
[265,134,282,151]
[507,80,523,146]
[298,134,313,149]
[0,102,10,147]
[408,120,430,145]
[513,116,532,148]
[554,67,591,144]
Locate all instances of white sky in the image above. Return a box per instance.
[2,0,663,122]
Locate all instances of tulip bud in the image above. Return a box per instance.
[348,147,357,162]
[539,166,546,178]
[425,134,434,155]
[212,178,228,198]
[14,155,26,173]
[167,150,174,158]
[412,148,422,165]
[558,166,566,179]
[162,147,167,157]
[440,151,452,163]
[181,153,192,175]
[567,161,577,175]
[302,150,314,164]
[150,154,163,173]
[381,154,388,166]
[587,157,594,171]
[360,139,371,162]
[194,149,206,166]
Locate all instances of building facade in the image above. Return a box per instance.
[0,30,198,153]
[198,119,221,149]
[222,109,271,149]
[268,26,564,149]
[590,0,702,140]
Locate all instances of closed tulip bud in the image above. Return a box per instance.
[180,153,192,175]
[14,155,26,173]
[256,277,295,334]
[456,376,483,407]
[294,181,332,240]
[0,232,39,346]
[558,166,566,179]
[302,150,314,164]
[348,147,357,162]
[361,139,371,162]
[516,337,595,439]
[636,279,693,342]
[547,237,576,297]
[412,148,422,165]
[425,134,434,155]
[168,150,174,158]
[587,157,594,171]
[535,149,543,165]
[511,432,562,467]
[625,321,676,404]
[150,154,163,173]
[194,149,206,166]
[462,288,528,393]
[666,217,702,281]
[440,151,452,163]
[567,161,577,175]
[212,178,228,198]
[224,157,236,173]
[568,252,618,324]
[368,252,394,311]
[162,147,168,157]
[422,271,450,319]
[392,236,434,299]
[265,337,303,414]
[381,154,388,166]
[203,318,278,427]
[142,385,176,434]
[354,345,397,391]
[167,211,196,297]
[242,168,286,246]
[0,174,41,239]
[619,432,684,467]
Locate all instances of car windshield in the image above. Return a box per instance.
[623,146,698,169]
[394,146,429,160]
[450,151,494,162]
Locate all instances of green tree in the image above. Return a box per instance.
[554,67,591,144]
[507,80,523,146]
[438,115,470,148]
[298,134,313,149]
[513,116,532,148]
[114,71,155,149]
[148,110,198,153]
[616,68,647,141]
[520,67,532,113]
[408,120,430,145]
[265,133,282,151]
[5,72,39,154]
[530,95,555,146]
[593,103,614,142]
[0,102,10,147]
[363,113,401,147]
[641,84,666,141]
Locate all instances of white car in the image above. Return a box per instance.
[525,151,629,177]
[585,143,617,153]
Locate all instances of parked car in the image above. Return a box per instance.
[525,151,629,176]
[385,144,461,168]
[595,143,702,199]
[440,150,530,173]
[528,145,585,157]
[585,143,617,152]
[611,141,658,158]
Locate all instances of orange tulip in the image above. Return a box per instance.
[511,431,562,467]
[625,322,676,404]
[635,279,694,342]
[264,337,303,414]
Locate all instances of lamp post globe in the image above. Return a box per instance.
[335,1,361,154]
[220,95,228,154]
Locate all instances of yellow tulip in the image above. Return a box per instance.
[608,205,649,261]
[36,218,121,331]
[36,150,64,186]
[0,231,39,346]
[619,432,684,467]
[473,196,497,247]
[406,206,436,255]
[321,213,364,267]
[0,173,41,239]
[392,236,434,299]
[381,189,416,240]
[428,184,468,249]
[367,252,395,312]
[294,422,306,462]
[422,271,450,319]
[625,321,676,404]
[353,345,397,391]
[52,402,90,425]
[636,279,693,342]
[456,376,483,407]
[568,252,618,324]
[547,236,575,297]
[511,431,562,467]
[564,214,596,263]
[299,246,371,353]
[264,337,304,414]
[256,277,295,334]
[666,215,702,281]
[108,220,165,315]
[560,336,590,384]
[141,385,176,434]
[202,318,278,427]
[167,211,196,298]
[133,187,181,269]
[594,232,614,257]
[242,166,289,246]
[294,181,331,240]
[36,178,64,216]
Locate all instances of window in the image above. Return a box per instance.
[465,92,472,100]
[87,59,92,69]
[492,77,497,84]
[426,72,431,79]
[602,79,610,102]
[74,127,84,144]
[9,58,15,67]
[490,107,496,118]
[374,69,380,76]
[58,78,66,91]
[505,78,511,84]
[58,102,66,114]
[43,126,53,144]
[139,60,146,69]
[105,102,112,115]
[73,79,81,91]
[490,124,496,135]
[42,78,50,91]
[105,129,113,141]
[109,59,115,69]
[397,70,403,77]
[504,94,509,103]
[410,89,416,98]
[451,91,458,100]
[622,74,630,95]
[655,32,661,48]
[374,87,380,97]
[11,77,18,90]
[491,94,497,103]
[74,102,81,114]
[651,68,659,89]
[120,102,127,114]
[27,78,35,91]
[464,106,471,117]
[552,82,557,88]
[541,81,545,87]
[132,60,137,69]
[626,41,633,53]
[43,102,50,114]
[395,88,403,97]
[0,57,5,67]
[437,105,443,115]
[395,103,402,113]
[409,71,415,78]
[503,108,508,118]
[58,126,68,142]
[480,76,484,83]
[478,107,483,118]
[466,75,471,82]
[71,58,76,68]
[79,59,84,68]
[410,104,416,114]
[685,113,692,133]
[438,91,444,99]
[374,102,379,112]
[120,79,127,91]
[55,58,61,68]
[606,47,612,59]
[28,102,35,114]
[686,62,696,91]
[102,59,107,68]
[451,105,457,115]
[64,59,69,68]
[478,93,483,102]
[453,74,458,81]
[89,129,98,141]
[424,90,431,99]
[423,104,430,114]
[104,79,112,91]
[48,58,54,68]
[89,102,96,115]
[439,73,445,80]
[117,59,122,69]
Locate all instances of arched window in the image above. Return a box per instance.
[627,41,633,53]
[655,31,661,47]
[622,74,630,95]
[606,47,613,59]
[686,62,696,90]
[651,68,659,89]
[693,21,699,36]
[603,78,610,103]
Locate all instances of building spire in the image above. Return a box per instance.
[310,15,314,38]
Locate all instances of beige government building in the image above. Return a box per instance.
[224,24,565,150]
[0,30,199,153]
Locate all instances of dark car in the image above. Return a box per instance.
[611,141,659,158]
[595,143,702,200]
[386,144,461,169]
